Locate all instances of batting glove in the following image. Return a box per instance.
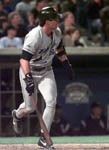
[24,72,34,96]
[63,60,75,81]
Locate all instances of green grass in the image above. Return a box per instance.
[0,136,109,144]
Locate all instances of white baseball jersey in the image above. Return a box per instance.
[23,25,62,68]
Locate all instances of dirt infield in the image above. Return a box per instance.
[1,144,109,150]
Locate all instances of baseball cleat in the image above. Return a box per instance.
[38,135,55,150]
[12,109,23,135]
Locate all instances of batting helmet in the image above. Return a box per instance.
[39,7,59,26]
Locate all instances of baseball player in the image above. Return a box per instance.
[12,7,74,149]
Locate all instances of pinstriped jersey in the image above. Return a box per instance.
[23,25,62,68]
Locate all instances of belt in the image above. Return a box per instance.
[31,66,51,72]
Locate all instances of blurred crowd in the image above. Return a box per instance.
[0,0,109,49]
[50,102,108,136]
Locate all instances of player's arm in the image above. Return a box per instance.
[19,28,39,96]
[20,50,34,96]
[56,41,75,80]
[20,50,33,74]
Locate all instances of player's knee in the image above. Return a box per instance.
[26,107,35,113]
[46,98,56,108]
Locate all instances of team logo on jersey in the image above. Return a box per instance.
[38,41,56,57]
[39,47,49,55]
[49,48,55,55]
[63,82,92,104]
[49,41,56,56]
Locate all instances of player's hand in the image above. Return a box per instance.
[63,60,75,81]
[24,72,34,96]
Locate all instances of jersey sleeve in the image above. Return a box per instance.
[55,27,64,50]
[56,39,64,50]
[22,28,40,55]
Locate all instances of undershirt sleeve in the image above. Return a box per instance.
[22,28,40,55]
[20,50,33,61]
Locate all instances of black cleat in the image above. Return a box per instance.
[38,134,55,150]
[12,109,23,135]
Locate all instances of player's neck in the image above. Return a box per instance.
[42,26,52,37]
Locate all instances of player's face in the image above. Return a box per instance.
[48,18,59,30]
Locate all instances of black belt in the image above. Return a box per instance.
[31,66,51,72]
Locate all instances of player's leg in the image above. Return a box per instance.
[12,68,38,134]
[39,70,57,132]
[38,70,57,149]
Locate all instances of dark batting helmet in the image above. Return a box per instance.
[39,7,59,26]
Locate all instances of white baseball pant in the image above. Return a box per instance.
[15,67,57,132]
